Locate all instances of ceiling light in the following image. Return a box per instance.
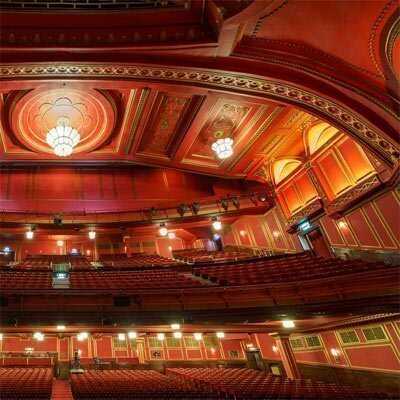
[168,232,176,239]
[128,331,137,339]
[194,332,202,341]
[171,323,180,330]
[3,247,11,254]
[118,333,126,341]
[212,138,234,159]
[56,240,63,247]
[157,333,165,341]
[282,320,295,329]
[56,325,66,331]
[159,224,168,237]
[173,331,182,339]
[26,229,34,240]
[88,230,96,240]
[212,218,222,231]
[216,331,225,338]
[46,121,80,157]
[33,332,44,341]
[338,221,347,229]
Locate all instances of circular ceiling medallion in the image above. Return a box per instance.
[10,86,115,155]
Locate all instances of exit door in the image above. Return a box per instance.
[305,227,331,258]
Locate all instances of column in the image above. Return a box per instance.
[269,332,301,379]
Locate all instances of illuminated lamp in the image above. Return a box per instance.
[193,332,202,341]
[3,247,11,254]
[168,246,172,251]
[216,332,225,338]
[57,240,63,247]
[77,332,89,341]
[88,230,96,240]
[0,333,3,340]
[258,193,267,202]
[239,230,246,237]
[173,331,182,339]
[171,323,180,330]
[272,345,279,353]
[338,221,348,229]
[211,137,233,159]
[56,325,66,331]
[213,233,221,241]
[330,348,340,357]
[212,217,222,231]
[118,333,126,341]
[272,231,280,238]
[168,232,176,239]
[26,229,34,240]
[282,320,295,329]
[33,332,44,341]
[159,224,168,237]
[157,333,165,341]
[46,118,80,157]
[128,331,137,339]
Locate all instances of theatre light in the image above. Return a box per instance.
[0,333,3,340]
[216,332,225,338]
[46,118,80,157]
[194,332,202,341]
[282,320,295,329]
[118,333,126,341]
[56,325,66,331]
[88,230,96,240]
[26,229,34,240]
[171,323,180,330]
[33,332,44,341]
[57,240,63,247]
[173,331,182,339]
[77,332,89,341]
[159,224,168,237]
[157,333,165,341]
[212,218,222,231]
[211,137,234,159]
[128,331,137,339]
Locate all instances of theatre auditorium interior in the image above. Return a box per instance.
[0,0,400,399]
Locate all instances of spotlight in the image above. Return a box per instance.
[168,232,176,239]
[157,333,165,341]
[173,331,182,339]
[219,198,229,211]
[159,223,168,237]
[231,196,240,209]
[212,218,222,231]
[194,332,202,341]
[88,230,96,240]
[56,240,63,247]
[177,204,188,217]
[216,332,225,338]
[171,323,180,330]
[282,320,295,329]
[191,202,200,215]
[128,331,137,339]
[118,333,126,341]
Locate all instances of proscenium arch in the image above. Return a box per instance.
[0,62,399,166]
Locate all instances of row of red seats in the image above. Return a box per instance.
[173,248,253,264]
[0,368,52,399]
[101,252,180,270]
[167,368,395,399]
[0,357,53,367]
[70,369,221,399]
[0,269,204,290]
[194,252,396,286]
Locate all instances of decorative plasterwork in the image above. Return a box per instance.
[0,63,397,165]
[286,198,323,227]
[9,87,116,155]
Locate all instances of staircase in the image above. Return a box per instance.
[52,379,73,400]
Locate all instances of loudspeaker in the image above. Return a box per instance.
[113,296,131,307]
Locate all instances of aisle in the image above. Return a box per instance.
[52,379,74,400]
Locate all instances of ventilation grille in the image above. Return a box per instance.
[338,330,359,344]
[362,326,387,342]
[0,0,189,11]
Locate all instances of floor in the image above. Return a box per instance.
[52,379,74,400]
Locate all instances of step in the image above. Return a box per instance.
[52,379,73,400]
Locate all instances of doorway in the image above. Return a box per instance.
[303,227,331,258]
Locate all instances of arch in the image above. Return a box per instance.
[273,158,302,185]
[306,122,339,155]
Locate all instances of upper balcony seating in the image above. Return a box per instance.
[173,248,254,264]
[193,252,397,286]
[167,368,395,399]
[0,367,53,400]
[11,255,93,271]
[100,252,179,269]
[70,369,220,400]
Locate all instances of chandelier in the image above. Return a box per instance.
[46,119,80,157]
[211,137,234,159]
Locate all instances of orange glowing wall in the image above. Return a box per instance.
[222,208,302,252]
[319,190,400,251]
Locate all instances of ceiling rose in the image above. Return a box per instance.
[10,86,115,156]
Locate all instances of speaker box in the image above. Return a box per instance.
[113,296,131,307]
